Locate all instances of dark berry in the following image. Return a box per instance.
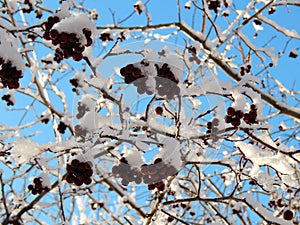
[83,28,92,37]
[249,111,257,119]
[120,67,127,77]
[50,29,59,40]
[148,184,155,190]
[140,164,148,175]
[276,199,285,208]
[224,115,232,123]
[231,118,241,127]
[134,176,142,184]
[155,106,163,115]
[119,157,128,164]
[253,19,262,25]
[57,121,67,134]
[250,104,257,111]
[226,107,235,116]
[154,158,162,164]
[283,209,294,220]
[71,159,80,167]
[83,177,92,185]
[235,110,244,119]
[121,179,129,186]
[74,179,84,186]
[243,113,250,123]
[212,118,219,126]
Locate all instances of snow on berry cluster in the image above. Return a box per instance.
[43,13,96,62]
[100,28,114,42]
[22,0,34,13]
[0,28,24,89]
[57,121,67,134]
[206,0,221,13]
[224,104,258,127]
[27,174,51,195]
[133,1,145,15]
[120,61,180,99]
[239,64,251,76]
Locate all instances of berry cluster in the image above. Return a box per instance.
[156,63,180,99]
[289,50,298,59]
[120,62,180,98]
[27,33,37,41]
[187,46,201,64]
[223,0,229,7]
[66,159,93,186]
[120,64,144,84]
[76,102,89,119]
[57,121,67,134]
[43,16,92,62]
[240,65,251,76]
[74,124,88,138]
[224,105,258,127]
[118,32,126,42]
[133,2,143,15]
[40,115,49,124]
[1,94,14,106]
[69,77,82,93]
[224,107,244,127]
[140,158,177,191]
[22,0,34,13]
[268,198,286,208]
[90,202,104,210]
[147,181,165,191]
[35,9,43,19]
[0,57,23,89]
[28,177,50,195]
[89,9,99,20]
[188,46,197,55]
[169,203,193,221]
[43,16,60,41]
[206,0,221,13]
[206,118,219,134]
[53,28,92,62]
[100,32,113,42]
[156,64,178,84]
[112,157,142,186]
[253,19,262,26]
[243,104,258,124]
[268,7,276,15]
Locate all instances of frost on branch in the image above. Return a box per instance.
[10,139,41,165]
